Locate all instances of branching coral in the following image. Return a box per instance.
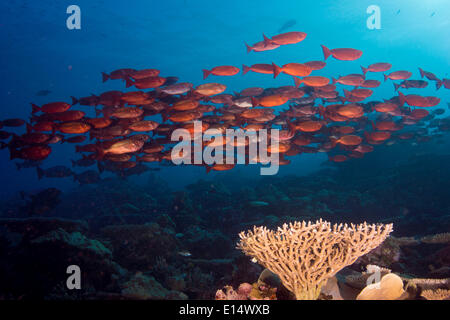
[237,219,393,300]
[420,289,450,300]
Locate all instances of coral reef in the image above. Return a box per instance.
[1,153,450,300]
[120,272,187,300]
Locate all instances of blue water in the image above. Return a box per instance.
[0,0,448,197]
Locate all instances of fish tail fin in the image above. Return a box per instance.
[343,89,350,98]
[71,96,79,105]
[293,76,302,88]
[205,166,212,174]
[287,119,296,134]
[436,80,442,90]
[331,77,337,84]
[36,167,44,180]
[383,74,388,82]
[202,69,211,80]
[393,83,399,91]
[321,45,331,60]
[329,136,338,146]
[242,64,250,75]
[263,34,272,46]
[272,62,282,79]
[317,103,326,115]
[31,103,40,114]
[97,161,104,173]
[245,42,252,54]
[418,68,424,78]
[102,72,109,83]
[161,110,169,123]
[361,66,368,75]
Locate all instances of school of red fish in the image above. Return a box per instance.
[1,31,449,183]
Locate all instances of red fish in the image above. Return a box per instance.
[242,64,274,75]
[1,118,26,127]
[58,122,91,134]
[436,78,450,90]
[398,92,440,107]
[51,110,85,122]
[30,121,54,132]
[128,120,159,132]
[329,154,348,162]
[251,95,289,107]
[295,76,330,87]
[71,95,99,106]
[418,68,440,81]
[384,71,412,81]
[335,135,362,146]
[245,40,279,53]
[10,145,52,161]
[360,80,381,88]
[408,109,429,120]
[129,76,166,89]
[304,61,326,70]
[337,104,364,118]
[394,80,428,91]
[195,83,227,96]
[272,63,312,78]
[129,69,160,80]
[238,87,265,97]
[334,74,365,86]
[102,68,136,82]
[32,102,71,114]
[373,102,398,113]
[365,131,391,143]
